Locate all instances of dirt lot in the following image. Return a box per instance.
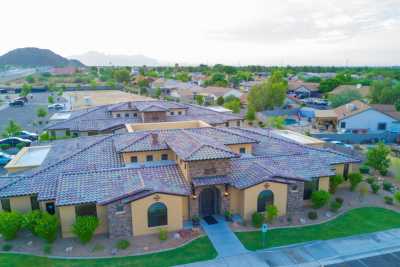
[64,90,152,110]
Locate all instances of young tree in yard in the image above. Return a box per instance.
[366,142,391,175]
[113,69,131,83]
[48,95,54,104]
[348,173,363,191]
[266,116,285,129]
[195,95,204,105]
[155,87,162,99]
[36,107,48,125]
[2,120,22,137]
[20,83,32,97]
[245,106,256,122]
[216,96,224,106]
[224,97,241,113]
[90,79,97,90]
[328,90,362,108]
[311,190,330,209]
[25,75,35,84]
[329,175,344,194]
[265,205,278,222]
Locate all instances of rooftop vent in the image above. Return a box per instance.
[151,133,159,146]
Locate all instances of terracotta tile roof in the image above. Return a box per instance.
[288,81,319,92]
[333,100,370,120]
[331,85,370,97]
[370,104,400,120]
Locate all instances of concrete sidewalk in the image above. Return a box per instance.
[176,229,400,267]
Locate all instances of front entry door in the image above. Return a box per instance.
[200,187,219,216]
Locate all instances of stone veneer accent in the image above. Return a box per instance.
[107,201,133,239]
[142,111,167,123]
[287,181,304,213]
[188,159,231,178]
[190,184,230,217]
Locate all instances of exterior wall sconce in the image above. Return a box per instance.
[192,194,197,199]
[224,184,229,197]
[224,191,229,197]
[153,194,161,201]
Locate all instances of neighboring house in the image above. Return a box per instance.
[150,78,200,97]
[190,72,207,86]
[0,126,359,239]
[239,80,263,92]
[195,86,243,104]
[330,84,370,98]
[45,100,245,137]
[314,100,400,133]
[288,81,320,98]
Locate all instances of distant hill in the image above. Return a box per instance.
[71,51,159,66]
[0,47,84,67]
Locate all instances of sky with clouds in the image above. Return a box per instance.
[1,0,399,65]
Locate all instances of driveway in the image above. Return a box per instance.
[328,251,400,267]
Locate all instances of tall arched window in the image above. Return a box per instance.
[257,190,274,212]
[148,202,168,227]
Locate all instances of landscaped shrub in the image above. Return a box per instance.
[251,212,264,228]
[116,239,130,250]
[265,205,278,222]
[72,216,99,244]
[307,211,318,220]
[159,228,168,241]
[330,200,342,212]
[384,196,394,205]
[43,244,52,254]
[22,210,43,235]
[2,244,12,251]
[335,197,344,205]
[15,142,26,150]
[359,165,370,174]
[35,213,59,243]
[224,210,232,221]
[0,211,23,240]
[0,144,10,150]
[370,183,380,194]
[349,173,363,191]
[329,175,344,194]
[383,181,393,192]
[394,192,400,204]
[366,177,375,184]
[311,190,330,209]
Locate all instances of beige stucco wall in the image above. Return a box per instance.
[228,143,253,154]
[59,205,108,238]
[10,196,32,213]
[122,150,174,164]
[182,197,189,220]
[333,164,344,176]
[131,193,184,236]
[242,182,288,220]
[229,187,243,215]
[318,177,330,191]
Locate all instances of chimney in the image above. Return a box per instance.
[151,133,159,145]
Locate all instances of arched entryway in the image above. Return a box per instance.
[199,187,220,216]
[257,190,274,212]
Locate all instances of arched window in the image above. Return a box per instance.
[148,202,168,227]
[257,190,274,212]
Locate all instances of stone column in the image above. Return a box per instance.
[107,201,133,239]
[287,181,304,214]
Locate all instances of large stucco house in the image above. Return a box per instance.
[0,125,359,239]
[46,100,244,138]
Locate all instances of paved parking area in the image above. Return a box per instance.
[328,251,400,267]
[0,92,66,133]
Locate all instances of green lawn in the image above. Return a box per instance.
[236,207,400,251]
[390,156,400,180]
[0,236,217,267]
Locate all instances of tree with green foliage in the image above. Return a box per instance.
[328,90,362,108]
[113,69,131,83]
[216,96,224,106]
[155,87,162,99]
[2,120,22,137]
[0,211,23,240]
[349,173,363,191]
[20,83,32,97]
[175,72,191,82]
[37,107,47,119]
[48,95,54,104]
[223,97,241,113]
[205,72,228,87]
[90,79,97,90]
[319,78,340,93]
[195,95,205,105]
[145,70,159,78]
[245,106,256,122]
[366,142,391,175]
[25,75,35,84]
[266,116,285,129]
[73,216,99,244]
[265,205,278,222]
[247,71,287,111]
[329,175,344,194]
[34,213,59,243]
[106,79,117,89]
[311,190,330,208]
[369,79,400,104]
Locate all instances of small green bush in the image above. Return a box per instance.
[159,228,168,241]
[265,205,278,222]
[329,175,344,194]
[72,216,99,244]
[22,210,43,235]
[0,211,23,240]
[43,244,52,254]
[224,210,232,221]
[251,212,264,228]
[35,213,59,243]
[370,183,380,194]
[0,143,10,150]
[359,165,370,174]
[394,192,400,203]
[311,190,331,209]
[366,177,375,184]
[335,197,344,205]
[349,173,363,191]
[384,196,394,205]
[383,181,393,191]
[2,244,12,251]
[16,142,26,150]
[308,211,318,220]
[330,200,342,212]
[116,239,130,250]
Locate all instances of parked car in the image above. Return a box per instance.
[0,137,32,147]
[48,103,64,110]
[9,100,24,107]
[0,152,13,165]
[15,96,28,102]
[15,131,38,141]
[330,140,354,149]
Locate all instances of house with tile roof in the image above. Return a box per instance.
[0,125,359,239]
[288,81,320,98]
[46,100,244,138]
